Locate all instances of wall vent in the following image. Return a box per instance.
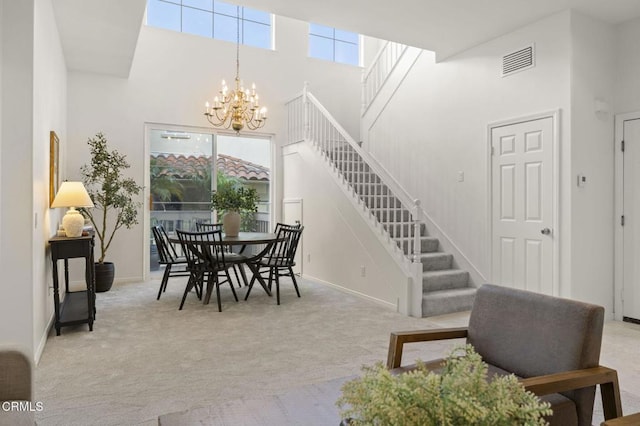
[502,44,535,77]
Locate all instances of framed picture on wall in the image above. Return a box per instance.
[49,131,59,207]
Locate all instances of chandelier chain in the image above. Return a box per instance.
[235,5,240,82]
[202,4,267,134]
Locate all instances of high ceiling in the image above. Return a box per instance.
[52,0,147,78]
[53,0,640,77]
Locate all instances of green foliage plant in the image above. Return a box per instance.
[210,173,259,214]
[80,132,143,263]
[337,344,552,426]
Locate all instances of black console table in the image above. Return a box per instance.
[49,234,95,335]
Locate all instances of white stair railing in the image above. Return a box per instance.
[287,85,424,315]
[362,41,407,114]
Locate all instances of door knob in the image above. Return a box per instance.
[541,228,551,235]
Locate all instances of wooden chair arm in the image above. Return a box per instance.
[387,327,468,369]
[521,366,623,420]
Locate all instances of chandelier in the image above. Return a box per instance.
[204,6,267,134]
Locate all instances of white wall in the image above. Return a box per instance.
[0,0,35,359]
[33,0,67,360]
[0,0,67,362]
[282,142,407,309]
[568,12,615,309]
[361,10,623,313]
[615,18,640,115]
[364,11,572,289]
[66,15,362,282]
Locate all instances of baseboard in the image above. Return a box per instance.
[303,274,396,311]
[34,313,55,365]
[69,275,143,289]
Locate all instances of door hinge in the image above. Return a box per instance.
[622,215,625,226]
[622,140,625,152]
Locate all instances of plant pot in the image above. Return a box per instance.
[222,211,241,237]
[95,262,115,292]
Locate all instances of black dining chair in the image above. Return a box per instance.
[249,222,302,258]
[152,225,189,300]
[245,225,304,305]
[195,222,223,232]
[176,229,238,312]
[196,222,248,287]
[274,221,301,233]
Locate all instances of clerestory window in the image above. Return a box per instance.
[308,23,360,66]
[146,0,272,49]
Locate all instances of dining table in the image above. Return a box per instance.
[169,231,281,300]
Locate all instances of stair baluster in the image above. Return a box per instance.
[286,86,476,317]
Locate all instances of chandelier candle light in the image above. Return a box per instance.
[204,6,267,134]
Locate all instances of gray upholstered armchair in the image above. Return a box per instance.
[387,284,623,426]
[0,349,34,425]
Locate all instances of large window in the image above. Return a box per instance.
[149,128,272,271]
[309,23,359,66]
[146,0,272,49]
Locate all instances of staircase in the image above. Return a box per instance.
[327,143,476,317]
[287,87,476,317]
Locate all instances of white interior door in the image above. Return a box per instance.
[283,199,303,275]
[623,118,640,321]
[491,116,555,295]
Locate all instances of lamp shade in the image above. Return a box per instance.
[51,181,94,208]
[52,182,94,237]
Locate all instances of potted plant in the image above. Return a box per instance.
[210,173,259,237]
[337,345,552,426]
[80,132,143,292]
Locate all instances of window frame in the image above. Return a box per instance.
[308,23,361,66]
[146,0,273,50]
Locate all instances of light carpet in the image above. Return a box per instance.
[34,276,640,425]
[34,276,460,425]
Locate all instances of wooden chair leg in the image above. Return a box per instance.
[600,373,623,420]
[157,265,171,300]
[289,267,301,297]
[268,268,274,291]
[275,271,281,305]
[244,274,257,300]
[191,271,203,300]
[231,265,242,288]
[216,276,222,312]
[237,263,249,287]
[203,273,214,305]
[162,264,172,293]
[225,269,239,302]
[179,273,196,310]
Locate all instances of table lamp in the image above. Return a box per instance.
[51,181,94,237]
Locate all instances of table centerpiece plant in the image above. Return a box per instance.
[210,174,259,237]
[337,344,552,426]
[80,132,143,292]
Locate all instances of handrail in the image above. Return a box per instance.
[306,90,418,217]
[362,41,408,112]
[287,85,423,264]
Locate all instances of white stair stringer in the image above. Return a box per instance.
[286,87,476,317]
[311,142,412,269]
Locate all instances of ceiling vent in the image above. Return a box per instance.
[502,44,535,77]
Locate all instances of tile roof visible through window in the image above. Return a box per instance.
[152,153,270,181]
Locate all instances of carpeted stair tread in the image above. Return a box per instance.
[421,237,439,252]
[325,143,475,318]
[396,236,439,256]
[422,287,476,317]
[420,252,453,271]
[422,269,469,291]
